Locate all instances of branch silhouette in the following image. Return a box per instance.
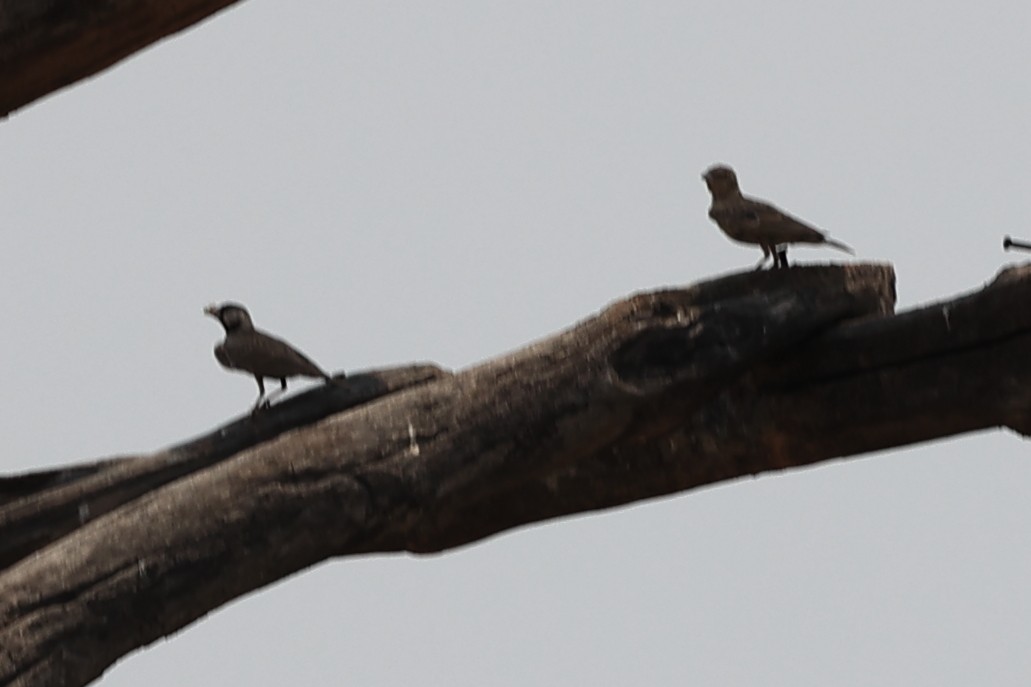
[0,0,247,116]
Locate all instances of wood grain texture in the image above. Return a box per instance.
[0,364,448,573]
[0,0,245,116]
[3,263,1031,686]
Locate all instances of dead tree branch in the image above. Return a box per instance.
[0,0,246,117]
[1,263,1029,686]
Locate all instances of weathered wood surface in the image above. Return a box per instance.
[0,0,245,116]
[0,364,447,573]
[3,263,1031,687]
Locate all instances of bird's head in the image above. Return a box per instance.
[204,302,254,333]
[702,164,741,197]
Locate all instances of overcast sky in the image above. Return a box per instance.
[3,2,1031,685]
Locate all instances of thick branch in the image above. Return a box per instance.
[3,263,1030,686]
[0,0,245,117]
[0,364,447,573]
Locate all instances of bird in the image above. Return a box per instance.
[204,302,341,412]
[702,164,854,269]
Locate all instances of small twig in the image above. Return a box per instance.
[1003,235,1031,252]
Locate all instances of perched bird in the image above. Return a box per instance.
[702,164,854,269]
[1003,235,1031,252]
[204,302,340,412]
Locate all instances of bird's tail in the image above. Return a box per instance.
[824,237,855,255]
[324,371,347,387]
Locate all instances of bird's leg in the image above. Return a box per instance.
[754,245,772,270]
[774,245,789,269]
[251,377,269,413]
[262,378,290,406]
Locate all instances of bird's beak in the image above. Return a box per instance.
[203,304,219,318]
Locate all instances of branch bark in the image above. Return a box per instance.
[0,0,245,117]
[1,263,1029,686]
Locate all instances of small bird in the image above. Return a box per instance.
[1003,235,1031,252]
[702,164,854,269]
[204,302,341,412]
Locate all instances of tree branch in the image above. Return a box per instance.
[0,0,245,117]
[2,263,1029,686]
[0,364,447,573]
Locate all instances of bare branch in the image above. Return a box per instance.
[0,0,245,116]
[0,364,447,572]
[3,263,1030,686]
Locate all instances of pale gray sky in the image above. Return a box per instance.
[3,2,1030,685]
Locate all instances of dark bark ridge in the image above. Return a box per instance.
[3,263,1031,686]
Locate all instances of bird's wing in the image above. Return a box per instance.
[744,197,828,244]
[214,344,236,370]
[222,332,328,379]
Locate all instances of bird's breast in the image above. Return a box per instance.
[214,344,237,371]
